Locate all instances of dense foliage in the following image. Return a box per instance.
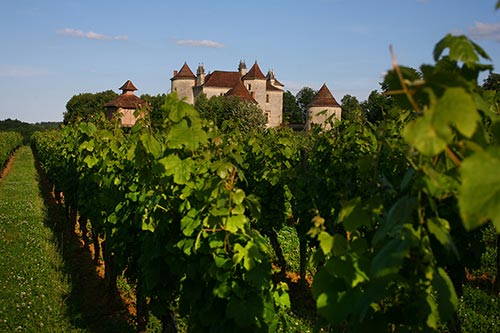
[0,131,22,170]
[194,94,267,133]
[63,90,118,125]
[0,119,59,145]
[31,32,500,332]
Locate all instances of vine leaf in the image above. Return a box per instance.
[404,87,478,155]
[427,218,458,257]
[432,267,458,323]
[159,155,194,185]
[458,147,500,232]
[370,233,411,278]
[433,34,491,65]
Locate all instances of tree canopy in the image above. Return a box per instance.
[282,90,303,123]
[340,94,363,121]
[63,90,118,125]
[194,94,267,133]
[296,87,317,112]
[482,72,500,91]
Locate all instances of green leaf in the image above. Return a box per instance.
[458,147,500,231]
[404,87,479,155]
[83,155,99,168]
[373,196,417,246]
[225,215,247,233]
[168,99,185,123]
[432,267,458,323]
[427,218,458,257]
[371,233,411,278]
[318,231,334,255]
[338,197,371,232]
[403,114,449,156]
[326,255,369,287]
[140,133,162,159]
[167,119,208,150]
[433,34,491,65]
[159,155,194,185]
[181,210,201,236]
[434,87,478,138]
[232,188,245,205]
[426,294,439,329]
[80,140,95,152]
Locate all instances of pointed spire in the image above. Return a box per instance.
[172,62,196,80]
[119,80,137,92]
[308,84,340,107]
[242,61,266,80]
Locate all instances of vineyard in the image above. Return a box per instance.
[25,33,500,332]
[0,131,22,174]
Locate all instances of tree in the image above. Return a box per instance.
[361,90,393,123]
[63,90,118,125]
[482,72,500,91]
[141,93,167,127]
[296,87,317,112]
[194,95,266,133]
[340,94,363,121]
[282,90,303,123]
[381,66,423,110]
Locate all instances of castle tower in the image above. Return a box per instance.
[104,80,148,127]
[305,84,342,131]
[242,61,267,106]
[196,63,205,86]
[238,60,247,77]
[170,62,196,104]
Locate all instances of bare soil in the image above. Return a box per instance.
[0,151,16,179]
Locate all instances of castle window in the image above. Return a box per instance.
[265,111,270,123]
[248,84,252,91]
[266,94,269,103]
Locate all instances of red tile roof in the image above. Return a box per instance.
[273,78,284,87]
[104,94,147,109]
[242,62,266,80]
[266,80,282,92]
[203,71,241,88]
[225,80,257,103]
[119,80,137,91]
[308,84,340,107]
[172,62,196,80]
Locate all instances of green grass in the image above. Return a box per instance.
[457,285,500,333]
[0,147,84,332]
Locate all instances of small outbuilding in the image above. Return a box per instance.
[305,84,342,131]
[104,80,147,127]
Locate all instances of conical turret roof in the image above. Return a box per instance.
[308,84,340,107]
[119,80,137,91]
[172,62,196,80]
[242,61,266,80]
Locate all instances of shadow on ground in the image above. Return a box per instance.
[35,161,136,333]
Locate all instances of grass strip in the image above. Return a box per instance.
[0,146,84,332]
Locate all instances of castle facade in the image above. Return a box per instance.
[171,61,283,127]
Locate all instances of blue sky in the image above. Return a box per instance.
[1,0,499,123]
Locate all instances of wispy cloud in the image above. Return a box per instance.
[175,39,225,48]
[0,65,48,77]
[57,28,128,41]
[468,22,500,42]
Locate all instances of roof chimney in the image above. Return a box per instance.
[173,70,178,77]
[238,60,247,77]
